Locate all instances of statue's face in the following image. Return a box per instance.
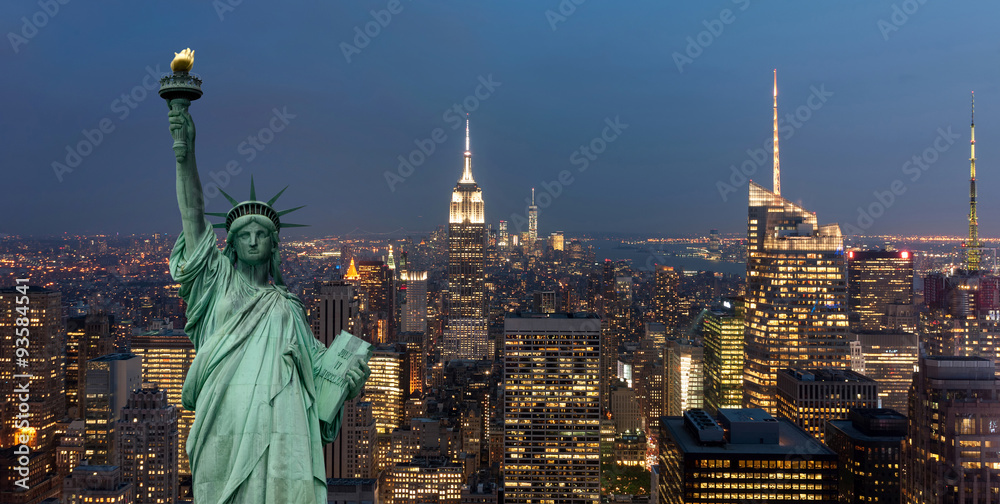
[234,221,273,266]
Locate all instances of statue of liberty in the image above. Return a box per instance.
[161,49,372,503]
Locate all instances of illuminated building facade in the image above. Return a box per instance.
[654,265,680,334]
[383,457,463,504]
[634,335,665,433]
[364,346,409,434]
[549,231,564,251]
[658,409,839,504]
[328,395,375,479]
[775,368,879,443]
[850,331,918,412]
[115,383,178,504]
[744,181,849,414]
[401,271,428,334]
[445,120,487,361]
[528,188,538,249]
[62,463,133,504]
[503,313,601,504]
[357,260,394,344]
[83,353,142,465]
[847,249,914,332]
[498,220,509,249]
[903,355,1000,504]
[703,298,744,415]
[65,314,113,419]
[131,329,196,476]
[665,339,704,417]
[0,286,63,504]
[826,409,905,504]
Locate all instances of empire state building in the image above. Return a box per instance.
[443,120,488,361]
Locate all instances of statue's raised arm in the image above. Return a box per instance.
[169,100,206,252]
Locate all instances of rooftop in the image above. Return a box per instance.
[782,368,876,383]
[662,412,834,457]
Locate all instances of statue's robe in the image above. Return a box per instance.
[169,222,357,503]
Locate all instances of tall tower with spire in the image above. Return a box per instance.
[528,188,538,250]
[967,92,982,273]
[773,69,781,196]
[444,118,488,361]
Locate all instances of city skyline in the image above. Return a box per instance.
[4,2,1000,238]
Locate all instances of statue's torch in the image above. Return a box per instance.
[159,48,203,161]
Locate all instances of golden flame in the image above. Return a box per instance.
[171,48,195,72]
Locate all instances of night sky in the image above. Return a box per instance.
[4,1,999,238]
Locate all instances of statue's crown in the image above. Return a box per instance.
[205,177,306,233]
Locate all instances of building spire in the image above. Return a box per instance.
[460,115,475,183]
[773,69,781,196]
[532,187,535,205]
[968,91,981,272]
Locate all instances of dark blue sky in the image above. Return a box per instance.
[4,1,999,238]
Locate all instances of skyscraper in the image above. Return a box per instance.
[0,286,63,504]
[528,188,538,250]
[115,383,178,504]
[327,395,375,479]
[826,408,906,504]
[67,313,114,418]
[131,328,196,476]
[744,72,850,414]
[503,313,601,504]
[847,249,914,332]
[83,353,142,465]
[365,346,409,435]
[401,271,428,334]
[356,260,393,344]
[498,220,509,249]
[775,368,879,443]
[654,265,680,334]
[703,298,744,415]
[444,119,487,361]
[903,355,1000,503]
[967,92,982,273]
[850,331,918,412]
[665,338,704,416]
[312,280,359,345]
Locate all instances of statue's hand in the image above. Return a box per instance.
[345,361,370,400]
[168,99,196,162]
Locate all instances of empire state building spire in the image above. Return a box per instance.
[460,116,475,183]
[967,91,982,272]
[773,69,781,196]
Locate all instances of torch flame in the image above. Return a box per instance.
[171,48,195,72]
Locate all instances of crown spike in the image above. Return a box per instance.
[279,223,309,228]
[204,212,229,218]
[212,222,227,229]
[267,186,289,207]
[218,188,239,206]
[277,205,306,217]
[249,175,257,201]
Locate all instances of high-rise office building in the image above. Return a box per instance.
[498,220,509,249]
[62,463,133,504]
[401,271,428,334]
[847,249,914,332]
[356,260,394,344]
[66,314,115,419]
[903,355,1000,503]
[131,328,196,476]
[703,298,744,415]
[549,231,564,251]
[327,395,375,479]
[312,280,359,346]
[850,331,919,412]
[654,265,680,334]
[708,229,721,259]
[444,120,488,362]
[775,368,879,443]
[634,335,665,433]
[745,180,849,413]
[826,408,906,504]
[84,353,142,465]
[115,383,178,504]
[744,74,849,414]
[665,339,704,416]
[365,346,409,435]
[658,409,839,503]
[503,313,601,504]
[0,286,63,504]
